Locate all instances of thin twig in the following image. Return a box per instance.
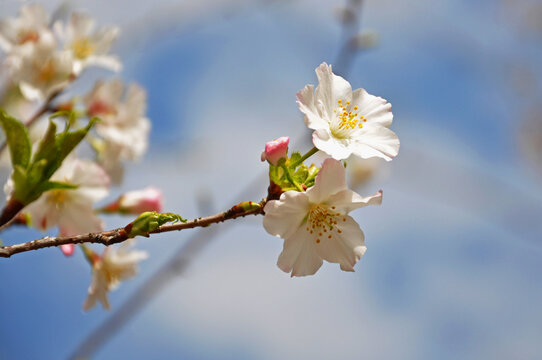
[0,201,265,258]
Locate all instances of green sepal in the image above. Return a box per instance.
[127,212,187,238]
[287,152,302,168]
[0,109,31,168]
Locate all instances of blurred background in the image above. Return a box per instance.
[1,0,542,359]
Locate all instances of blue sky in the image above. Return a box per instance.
[1,0,542,359]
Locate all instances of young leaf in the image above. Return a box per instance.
[0,109,31,168]
[36,181,78,193]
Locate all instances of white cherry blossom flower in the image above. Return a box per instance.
[5,34,73,101]
[83,240,148,311]
[263,158,382,277]
[54,12,121,74]
[0,4,52,52]
[297,62,399,161]
[23,157,110,236]
[85,80,150,182]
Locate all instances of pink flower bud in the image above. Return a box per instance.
[60,244,75,257]
[261,137,289,166]
[112,186,163,214]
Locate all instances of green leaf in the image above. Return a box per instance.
[36,181,78,193]
[10,114,98,205]
[0,109,31,168]
[56,117,97,162]
[32,120,58,169]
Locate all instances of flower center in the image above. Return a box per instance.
[72,38,94,59]
[37,59,57,83]
[47,189,68,210]
[88,100,117,117]
[330,99,367,139]
[18,30,39,45]
[305,204,346,244]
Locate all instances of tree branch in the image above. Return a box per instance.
[0,200,265,258]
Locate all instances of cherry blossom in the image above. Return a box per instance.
[263,158,382,276]
[297,62,399,161]
[83,241,148,311]
[54,12,121,74]
[23,157,110,236]
[85,80,150,183]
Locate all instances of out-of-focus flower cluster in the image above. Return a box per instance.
[0,4,156,310]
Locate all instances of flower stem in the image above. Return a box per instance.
[281,165,304,192]
[290,147,318,168]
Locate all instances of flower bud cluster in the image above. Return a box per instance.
[0,4,156,307]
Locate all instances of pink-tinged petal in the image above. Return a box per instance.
[307,158,348,204]
[263,191,309,239]
[351,126,400,161]
[326,189,382,214]
[277,225,323,277]
[117,187,163,213]
[297,84,328,130]
[314,216,366,272]
[60,244,75,257]
[314,63,352,119]
[312,131,353,160]
[351,88,393,128]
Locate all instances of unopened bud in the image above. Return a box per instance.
[261,137,289,166]
[60,244,74,257]
[104,187,163,214]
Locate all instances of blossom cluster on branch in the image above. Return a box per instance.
[0,4,399,311]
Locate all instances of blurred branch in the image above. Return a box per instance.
[334,0,364,77]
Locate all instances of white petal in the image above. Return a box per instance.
[277,225,323,277]
[306,158,347,203]
[83,268,110,311]
[58,200,103,235]
[312,130,353,160]
[314,216,366,272]
[326,189,382,214]
[83,55,122,72]
[296,84,328,130]
[351,88,393,128]
[350,126,400,161]
[314,62,352,120]
[263,191,309,239]
[69,159,110,189]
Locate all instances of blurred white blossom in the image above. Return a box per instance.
[5,33,73,101]
[297,62,399,161]
[263,158,382,277]
[20,157,110,236]
[0,4,52,52]
[83,240,148,311]
[85,80,150,183]
[54,12,121,74]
